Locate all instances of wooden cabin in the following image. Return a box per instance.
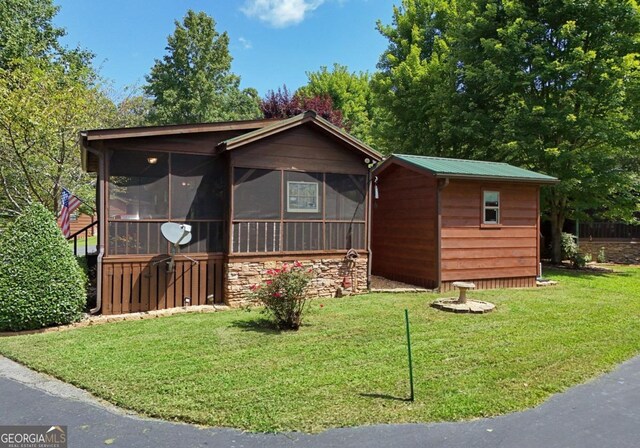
[80,111,382,315]
[372,154,558,291]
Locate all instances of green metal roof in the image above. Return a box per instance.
[390,154,558,183]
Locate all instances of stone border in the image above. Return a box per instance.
[431,298,496,314]
[0,304,231,337]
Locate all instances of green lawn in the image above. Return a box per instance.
[68,235,97,247]
[0,266,639,432]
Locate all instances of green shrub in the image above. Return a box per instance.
[561,232,579,261]
[597,246,607,263]
[0,203,87,331]
[249,262,313,331]
[573,252,591,268]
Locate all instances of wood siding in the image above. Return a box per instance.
[440,180,539,282]
[62,213,96,237]
[101,254,224,315]
[104,131,245,155]
[441,276,536,292]
[231,123,368,174]
[371,164,438,288]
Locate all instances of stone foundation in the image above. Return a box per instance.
[224,255,368,306]
[579,240,640,265]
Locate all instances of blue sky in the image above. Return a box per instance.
[53,0,397,98]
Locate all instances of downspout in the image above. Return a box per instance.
[366,168,375,290]
[85,142,105,315]
[436,178,450,290]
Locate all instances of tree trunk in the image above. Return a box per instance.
[549,206,565,265]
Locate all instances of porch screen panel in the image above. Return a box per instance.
[171,154,227,220]
[326,222,366,250]
[325,174,366,221]
[108,152,168,219]
[107,151,226,256]
[180,221,225,253]
[284,222,322,251]
[233,168,281,219]
[108,222,165,255]
[232,222,281,252]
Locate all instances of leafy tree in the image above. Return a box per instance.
[297,64,374,143]
[372,0,460,155]
[374,0,640,262]
[0,0,64,68]
[108,85,154,128]
[0,0,114,225]
[261,85,344,127]
[145,10,261,124]
[0,59,114,219]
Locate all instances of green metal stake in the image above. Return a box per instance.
[404,308,415,402]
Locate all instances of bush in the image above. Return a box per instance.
[561,232,579,261]
[0,203,87,331]
[573,252,591,269]
[249,262,313,331]
[597,246,607,263]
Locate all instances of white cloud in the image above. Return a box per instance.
[241,0,326,28]
[238,37,253,49]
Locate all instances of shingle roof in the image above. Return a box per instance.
[382,154,558,183]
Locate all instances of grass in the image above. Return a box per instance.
[0,266,639,432]
[68,235,97,247]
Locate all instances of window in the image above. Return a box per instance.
[483,191,500,224]
[287,181,319,213]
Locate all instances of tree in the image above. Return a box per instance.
[145,10,261,124]
[372,0,461,155]
[0,59,115,219]
[261,85,344,127]
[0,0,115,226]
[297,64,374,143]
[0,0,64,68]
[374,0,640,262]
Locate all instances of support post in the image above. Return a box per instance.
[404,309,415,402]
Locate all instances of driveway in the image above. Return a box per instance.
[1,355,639,448]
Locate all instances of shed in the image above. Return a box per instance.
[371,154,558,291]
[80,111,382,315]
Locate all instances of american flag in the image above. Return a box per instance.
[59,188,81,238]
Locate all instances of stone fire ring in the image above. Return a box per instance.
[431,298,495,314]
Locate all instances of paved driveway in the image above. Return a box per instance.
[1,355,639,448]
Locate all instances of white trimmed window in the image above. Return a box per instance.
[287,181,319,213]
[483,191,500,224]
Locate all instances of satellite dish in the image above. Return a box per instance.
[161,222,192,246]
[156,222,197,273]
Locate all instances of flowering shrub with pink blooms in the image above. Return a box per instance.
[249,262,313,331]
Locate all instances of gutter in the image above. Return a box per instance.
[367,169,374,289]
[81,136,105,315]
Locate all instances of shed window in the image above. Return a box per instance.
[287,181,319,213]
[483,191,500,224]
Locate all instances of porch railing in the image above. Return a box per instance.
[67,220,99,257]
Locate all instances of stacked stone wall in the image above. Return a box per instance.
[579,240,640,264]
[224,255,368,306]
